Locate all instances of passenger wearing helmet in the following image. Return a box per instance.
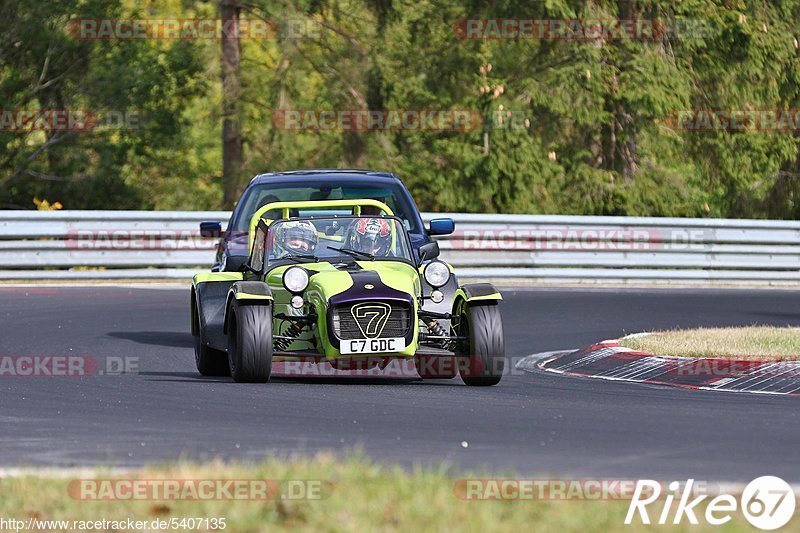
[348,218,392,256]
[274,220,318,257]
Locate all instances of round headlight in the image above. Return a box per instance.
[283,267,309,293]
[424,260,450,288]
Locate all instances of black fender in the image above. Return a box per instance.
[223,281,273,334]
[192,272,243,352]
[452,283,503,315]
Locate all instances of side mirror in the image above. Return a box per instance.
[200,221,222,238]
[428,218,455,236]
[418,241,440,262]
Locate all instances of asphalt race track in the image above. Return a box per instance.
[1,285,799,482]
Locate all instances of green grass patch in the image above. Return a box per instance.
[0,455,763,532]
[619,326,800,360]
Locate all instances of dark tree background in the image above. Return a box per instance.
[2,0,800,217]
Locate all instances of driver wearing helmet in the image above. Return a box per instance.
[348,218,392,256]
[274,220,318,257]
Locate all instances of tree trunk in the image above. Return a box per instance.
[221,0,243,208]
[614,0,637,181]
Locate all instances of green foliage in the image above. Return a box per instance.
[2,0,800,219]
[0,0,215,209]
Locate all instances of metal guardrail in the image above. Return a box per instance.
[1,210,800,284]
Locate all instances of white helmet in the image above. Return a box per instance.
[275,221,318,255]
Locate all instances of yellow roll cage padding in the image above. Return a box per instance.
[248,199,395,252]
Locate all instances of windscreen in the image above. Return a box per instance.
[266,216,414,266]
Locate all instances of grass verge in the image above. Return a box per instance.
[619,326,800,360]
[0,455,764,532]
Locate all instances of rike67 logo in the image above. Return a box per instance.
[626,477,795,530]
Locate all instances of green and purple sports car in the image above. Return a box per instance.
[191,199,504,385]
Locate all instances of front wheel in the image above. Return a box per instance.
[227,301,273,383]
[456,304,505,386]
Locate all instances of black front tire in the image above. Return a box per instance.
[457,304,505,387]
[227,301,273,383]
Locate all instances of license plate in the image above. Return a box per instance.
[340,338,406,355]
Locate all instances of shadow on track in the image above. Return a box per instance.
[107,331,193,348]
[138,370,466,386]
[138,371,230,383]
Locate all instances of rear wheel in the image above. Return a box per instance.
[456,304,505,386]
[194,336,231,377]
[227,301,273,383]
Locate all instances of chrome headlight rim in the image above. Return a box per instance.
[423,260,450,288]
[282,266,310,293]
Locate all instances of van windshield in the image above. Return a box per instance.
[234,181,418,233]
